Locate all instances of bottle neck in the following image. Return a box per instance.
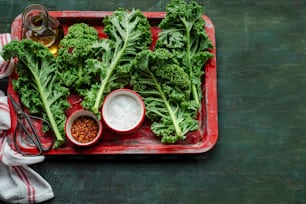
[22,4,49,34]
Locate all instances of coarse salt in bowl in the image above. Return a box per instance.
[65,109,102,146]
[102,89,145,133]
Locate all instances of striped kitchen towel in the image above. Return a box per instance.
[0,94,10,130]
[0,80,54,203]
[0,33,14,79]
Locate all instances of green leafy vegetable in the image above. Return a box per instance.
[131,48,198,143]
[2,39,70,147]
[156,0,214,108]
[56,23,99,90]
[80,8,152,115]
[130,0,214,143]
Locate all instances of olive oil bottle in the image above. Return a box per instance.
[22,4,63,55]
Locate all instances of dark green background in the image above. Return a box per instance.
[1,0,306,203]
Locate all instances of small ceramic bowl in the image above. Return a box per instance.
[102,89,145,133]
[65,109,102,146]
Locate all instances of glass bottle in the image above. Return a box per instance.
[22,4,63,55]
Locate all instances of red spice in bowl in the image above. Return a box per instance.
[71,116,99,143]
[65,109,102,146]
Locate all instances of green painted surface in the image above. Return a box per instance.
[1,0,306,203]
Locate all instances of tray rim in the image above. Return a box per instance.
[9,11,218,155]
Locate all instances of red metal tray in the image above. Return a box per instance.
[8,11,218,155]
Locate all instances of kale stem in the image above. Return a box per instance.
[150,71,183,137]
[181,17,200,107]
[92,14,130,114]
[29,63,64,144]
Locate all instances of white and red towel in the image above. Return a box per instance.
[0,137,54,204]
[0,34,14,79]
[0,34,54,204]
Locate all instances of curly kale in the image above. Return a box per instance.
[131,48,198,143]
[80,8,152,115]
[156,0,214,108]
[2,39,70,147]
[56,23,99,90]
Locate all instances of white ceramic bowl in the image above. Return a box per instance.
[102,89,145,133]
[65,109,102,146]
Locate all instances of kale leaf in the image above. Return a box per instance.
[56,23,99,91]
[2,40,70,147]
[80,8,152,115]
[131,48,198,143]
[156,0,214,108]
